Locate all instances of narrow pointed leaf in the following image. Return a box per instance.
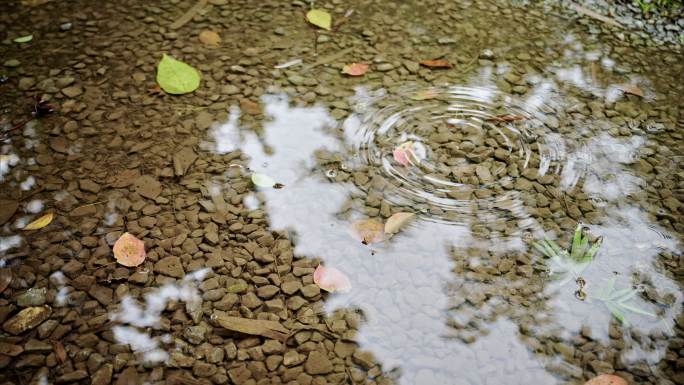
[585,236,603,259]
[571,224,583,259]
[14,35,33,43]
[23,213,53,230]
[606,303,627,325]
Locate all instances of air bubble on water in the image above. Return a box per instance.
[325,169,337,178]
[340,163,350,171]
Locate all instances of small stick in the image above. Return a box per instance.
[169,0,208,30]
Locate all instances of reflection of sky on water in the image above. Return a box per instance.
[206,78,681,383]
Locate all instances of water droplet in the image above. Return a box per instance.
[340,163,349,171]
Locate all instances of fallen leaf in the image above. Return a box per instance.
[240,99,262,115]
[618,84,644,97]
[384,212,415,235]
[0,199,19,226]
[23,213,53,230]
[313,265,352,293]
[51,339,67,364]
[411,89,439,100]
[393,141,413,166]
[348,219,385,244]
[419,59,453,69]
[306,9,332,30]
[342,63,369,76]
[251,173,276,188]
[485,114,525,122]
[199,30,221,47]
[0,268,12,294]
[583,374,628,385]
[570,3,622,29]
[14,35,33,44]
[213,311,289,341]
[113,232,146,267]
[111,169,141,188]
[156,54,201,95]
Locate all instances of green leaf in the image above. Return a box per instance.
[251,173,276,188]
[585,236,603,260]
[619,303,656,317]
[571,224,583,259]
[14,34,33,44]
[532,242,551,257]
[306,9,332,30]
[156,54,201,95]
[606,303,628,326]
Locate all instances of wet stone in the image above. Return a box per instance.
[304,350,333,375]
[3,306,52,335]
[154,256,184,278]
[62,85,84,98]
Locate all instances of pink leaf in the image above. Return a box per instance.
[313,265,352,293]
[583,374,628,385]
[393,141,417,166]
[342,63,369,76]
[113,232,146,267]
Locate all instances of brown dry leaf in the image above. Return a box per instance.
[147,84,164,96]
[0,268,12,294]
[583,374,628,385]
[384,212,415,235]
[113,232,146,267]
[348,219,385,244]
[213,311,289,341]
[419,59,453,69]
[111,169,140,188]
[23,213,53,230]
[485,114,525,123]
[199,30,221,47]
[342,63,369,76]
[240,99,262,115]
[618,83,644,97]
[51,339,67,364]
[0,199,19,226]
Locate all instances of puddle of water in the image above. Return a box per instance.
[0,0,683,384]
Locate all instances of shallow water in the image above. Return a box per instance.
[0,1,683,385]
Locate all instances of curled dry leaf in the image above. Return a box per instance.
[583,374,628,385]
[199,30,221,47]
[393,141,414,166]
[342,63,369,76]
[419,59,453,69]
[384,212,415,235]
[306,9,332,30]
[348,219,385,244]
[617,83,644,97]
[0,268,12,294]
[23,212,53,230]
[313,265,352,293]
[51,339,67,364]
[113,232,146,267]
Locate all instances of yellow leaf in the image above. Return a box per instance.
[306,9,332,30]
[384,212,415,235]
[23,213,54,230]
[348,219,385,244]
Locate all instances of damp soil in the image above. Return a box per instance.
[0,1,683,385]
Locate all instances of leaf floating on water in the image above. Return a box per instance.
[14,35,33,43]
[251,173,276,188]
[23,213,53,230]
[617,83,644,98]
[198,30,221,47]
[384,212,415,235]
[348,219,385,244]
[313,265,352,293]
[342,63,369,76]
[156,54,201,95]
[113,232,146,267]
[393,141,422,166]
[306,9,332,30]
[419,59,453,69]
[583,374,628,385]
